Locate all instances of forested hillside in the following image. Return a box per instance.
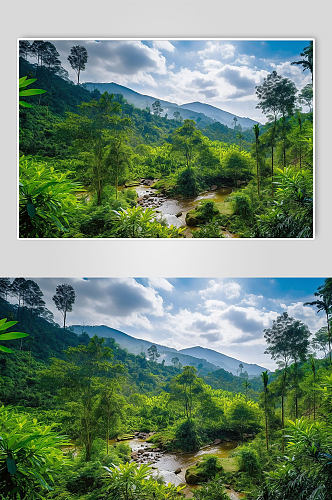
[0,277,331,499]
[18,40,313,238]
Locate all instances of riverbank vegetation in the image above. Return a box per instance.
[0,277,331,498]
[18,41,313,238]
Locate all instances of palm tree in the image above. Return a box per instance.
[261,370,269,451]
[291,41,313,81]
[305,296,332,364]
[253,124,260,199]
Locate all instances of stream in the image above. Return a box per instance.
[134,182,237,237]
[128,436,243,499]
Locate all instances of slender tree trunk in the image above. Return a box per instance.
[63,309,66,329]
[326,311,332,364]
[106,413,110,454]
[255,141,260,199]
[271,145,274,196]
[282,115,286,169]
[264,392,269,451]
[313,374,316,420]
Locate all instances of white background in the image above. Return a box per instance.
[0,0,330,278]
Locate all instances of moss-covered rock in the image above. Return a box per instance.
[185,200,219,227]
[185,455,224,485]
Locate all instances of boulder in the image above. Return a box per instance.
[185,455,224,485]
[210,185,218,190]
[176,211,183,217]
[213,439,222,445]
[174,467,182,474]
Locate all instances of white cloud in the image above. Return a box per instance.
[148,278,174,291]
[284,302,326,332]
[153,40,175,52]
[198,41,236,60]
[201,279,241,300]
[35,277,164,330]
[53,40,167,87]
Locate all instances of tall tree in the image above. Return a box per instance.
[256,71,297,169]
[19,41,31,59]
[104,131,131,200]
[42,336,121,461]
[312,327,330,358]
[42,42,61,71]
[52,283,75,329]
[147,344,160,362]
[298,83,313,112]
[10,278,27,317]
[59,93,122,204]
[0,278,11,300]
[309,356,317,420]
[253,124,260,198]
[151,100,163,117]
[305,280,332,364]
[169,366,203,420]
[291,41,313,81]
[171,120,204,170]
[261,371,269,450]
[264,312,309,447]
[68,45,88,84]
[30,41,47,66]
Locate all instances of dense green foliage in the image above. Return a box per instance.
[19,41,313,238]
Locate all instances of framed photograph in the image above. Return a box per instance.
[1,276,330,498]
[18,38,314,239]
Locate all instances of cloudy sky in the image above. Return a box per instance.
[27,277,326,369]
[41,39,311,122]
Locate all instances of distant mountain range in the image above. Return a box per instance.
[70,324,266,377]
[83,82,258,130]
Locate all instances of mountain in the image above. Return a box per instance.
[83,82,257,130]
[70,325,266,377]
[180,102,258,130]
[179,346,265,377]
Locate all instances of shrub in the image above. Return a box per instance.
[236,446,261,476]
[186,200,219,226]
[0,406,67,499]
[176,167,199,197]
[185,455,224,485]
[193,478,229,499]
[174,419,201,452]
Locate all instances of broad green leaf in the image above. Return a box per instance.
[19,89,47,96]
[0,332,29,340]
[19,100,32,108]
[19,78,37,88]
[0,321,17,331]
[0,345,13,353]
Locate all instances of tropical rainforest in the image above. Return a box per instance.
[18,40,313,238]
[0,277,331,499]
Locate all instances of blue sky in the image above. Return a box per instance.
[33,277,325,369]
[44,39,312,122]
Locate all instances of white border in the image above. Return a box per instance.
[17,37,315,241]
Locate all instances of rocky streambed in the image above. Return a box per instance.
[133,180,236,236]
[124,432,243,499]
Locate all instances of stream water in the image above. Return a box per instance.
[134,183,237,237]
[128,437,243,499]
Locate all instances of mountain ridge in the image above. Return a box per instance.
[83,82,258,130]
[70,324,266,377]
